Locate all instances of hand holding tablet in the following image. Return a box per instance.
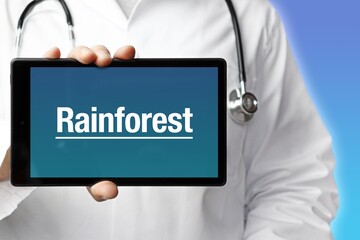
[11,45,227,196]
[11,45,137,201]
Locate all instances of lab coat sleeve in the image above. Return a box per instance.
[0,122,35,221]
[242,11,338,240]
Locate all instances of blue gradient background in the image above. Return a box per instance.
[30,67,218,178]
[270,0,360,238]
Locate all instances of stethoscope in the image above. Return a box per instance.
[15,0,258,124]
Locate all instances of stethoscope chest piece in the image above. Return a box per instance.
[229,88,258,124]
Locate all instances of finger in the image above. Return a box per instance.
[43,47,61,59]
[91,45,112,67]
[113,45,136,60]
[87,181,118,202]
[0,147,11,181]
[68,46,97,64]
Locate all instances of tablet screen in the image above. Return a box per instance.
[12,59,226,186]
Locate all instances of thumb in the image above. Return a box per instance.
[87,181,119,202]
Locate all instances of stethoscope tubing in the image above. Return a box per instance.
[15,0,258,123]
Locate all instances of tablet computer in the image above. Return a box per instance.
[11,58,227,186]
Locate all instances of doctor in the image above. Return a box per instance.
[0,0,338,239]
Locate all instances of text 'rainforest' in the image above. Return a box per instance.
[56,107,194,140]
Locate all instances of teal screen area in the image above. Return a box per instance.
[30,67,218,178]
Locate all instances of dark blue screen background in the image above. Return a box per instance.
[30,67,218,178]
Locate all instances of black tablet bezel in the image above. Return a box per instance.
[11,58,227,186]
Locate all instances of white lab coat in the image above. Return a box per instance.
[0,0,338,239]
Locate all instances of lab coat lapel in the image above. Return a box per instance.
[78,0,128,30]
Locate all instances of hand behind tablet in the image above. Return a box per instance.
[0,45,135,201]
[0,148,10,181]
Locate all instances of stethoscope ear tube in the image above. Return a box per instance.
[15,0,75,57]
